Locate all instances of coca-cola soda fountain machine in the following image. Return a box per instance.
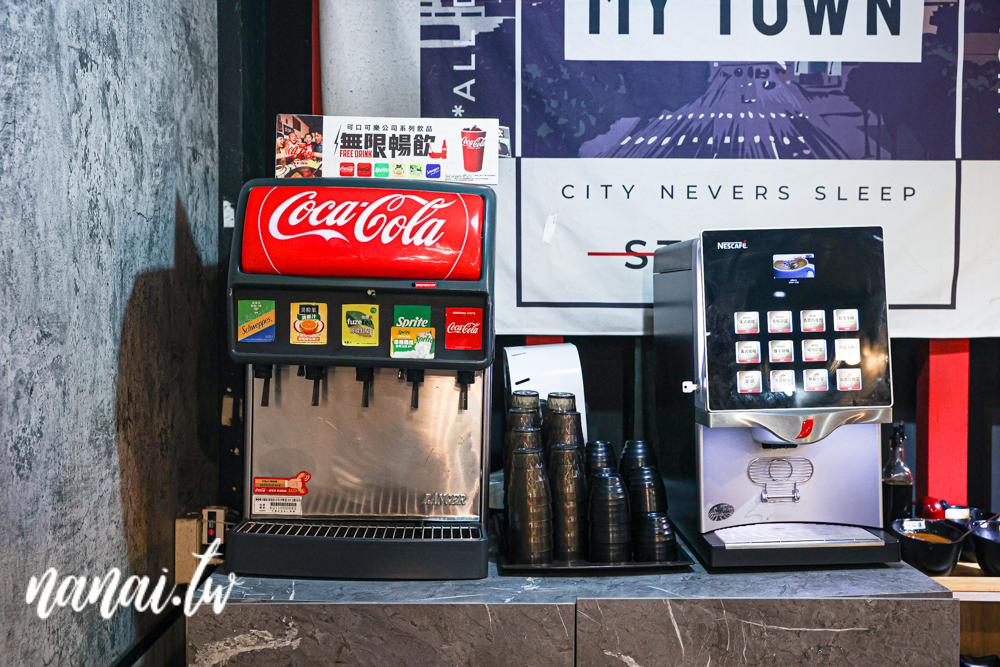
[226,178,495,580]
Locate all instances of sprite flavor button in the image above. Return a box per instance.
[343,304,379,346]
[391,306,434,358]
[394,305,431,328]
[238,300,276,342]
[374,163,390,178]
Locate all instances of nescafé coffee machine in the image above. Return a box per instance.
[226,178,495,580]
[652,227,899,567]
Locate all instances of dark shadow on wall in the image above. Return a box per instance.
[114,194,218,638]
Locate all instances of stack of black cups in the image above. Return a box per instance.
[584,440,618,479]
[619,440,658,479]
[548,443,588,561]
[544,409,582,457]
[507,447,553,564]
[588,470,631,562]
[542,392,576,445]
[511,389,541,420]
[634,513,677,563]
[504,415,541,496]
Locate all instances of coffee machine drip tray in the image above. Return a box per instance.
[713,523,885,550]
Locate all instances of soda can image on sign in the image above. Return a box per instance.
[461,126,487,172]
[445,308,482,350]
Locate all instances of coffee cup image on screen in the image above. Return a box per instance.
[773,254,815,279]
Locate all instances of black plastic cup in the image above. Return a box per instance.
[543,410,582,456]
[507,447,553,564]
[546,392,576,413]
[620,440,658,478]
[633,513,678,562]
[511,389,540,413]
[504,425,542,502]
[585,441,618,477]
[548,444,588,560]
[590,542,631,563]
[627,466,668,515]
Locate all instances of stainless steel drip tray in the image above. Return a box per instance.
[711,523,885,550]
[234,519,484,541]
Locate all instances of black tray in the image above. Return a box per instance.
[492,513,694,575]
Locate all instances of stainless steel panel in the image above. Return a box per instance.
[694,407,892,444]
[248,365,485,520]
[697,423,882,533]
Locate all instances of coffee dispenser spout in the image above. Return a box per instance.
[304,366,325,406]
[356,367,375,407]
[406,369,425,410]
[253,364,273,407]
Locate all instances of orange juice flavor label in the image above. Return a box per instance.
[290,303,327,344]
[253,471,311,496]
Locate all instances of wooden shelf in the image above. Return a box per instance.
[933,561,1000,596]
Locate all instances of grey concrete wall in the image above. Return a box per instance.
[0,1,218,665]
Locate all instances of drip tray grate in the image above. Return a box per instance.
[233,520,483,541]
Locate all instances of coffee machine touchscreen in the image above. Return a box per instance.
[701,228,891,412]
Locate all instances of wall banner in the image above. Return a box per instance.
[426,0,1000,337]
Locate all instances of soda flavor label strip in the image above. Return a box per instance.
[238,299,276,342]
[277,116,500,185]
[290,303,327,345]
[343,304,379,346]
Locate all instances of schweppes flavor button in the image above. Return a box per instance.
[291,303,327,345]
[343,304,379,346]
[238,300,276,342]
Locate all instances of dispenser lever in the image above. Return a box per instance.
[456,370,476,411]
[253,364,273,407]
[356,368,375,407]
[406,369,425,410]
[304,366,325,406]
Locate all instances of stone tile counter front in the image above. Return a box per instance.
[188,556,958,667]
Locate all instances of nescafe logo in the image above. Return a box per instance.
[717,240,748,250]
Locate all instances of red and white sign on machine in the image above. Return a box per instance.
[240,185,484,280]
[445,308,483,350]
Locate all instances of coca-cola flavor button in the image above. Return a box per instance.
[445,308,483,350]
[800,310,826,333]
[735,341,760,364]
[734,311,759,335]
[339,162,355,177]
[767,310,793,333]
[803,369,829,392]
[833,309,859,332]
[768,340,794,363]
[737,371,762,394]
[801,339,827,362]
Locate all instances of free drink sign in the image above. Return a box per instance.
[275,115,499,185]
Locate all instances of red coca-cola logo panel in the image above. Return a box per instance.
[445,308,483,350]
[241,186,483,280]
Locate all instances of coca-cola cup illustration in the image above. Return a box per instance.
[461,126,487,173]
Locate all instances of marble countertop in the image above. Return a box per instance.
[207,540,951,605]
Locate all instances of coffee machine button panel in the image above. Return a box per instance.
[767,310,793,334]
[833,308,860,331]
[803,369,829,392]
[837,368,863,391]
[769,370,796,394]
[735,341,761,364]
[768,340,794,363]
[801,339,828,363]
[734,311,760,335]
[737,371,762,393]
[834,338,861,365]
[799,310,826,333]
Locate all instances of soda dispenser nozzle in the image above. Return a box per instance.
[406,369,425,410]
[304,366,325,406]
[356,367,375,407]
[456,370,475,411]
[253,364,273,407]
